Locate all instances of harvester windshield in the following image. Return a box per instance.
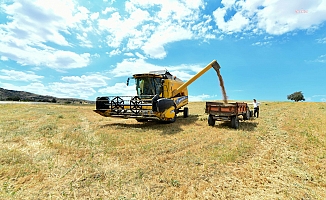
[135,77,161,96]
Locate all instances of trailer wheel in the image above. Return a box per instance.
[183,107,189,118]
[231,116,239,129]
[208,115,215,126]
[250,110,253,118]
[243,110,250,120]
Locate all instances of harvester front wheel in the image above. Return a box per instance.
[183,107,189,118]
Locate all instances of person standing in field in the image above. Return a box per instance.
[253,99,260,118]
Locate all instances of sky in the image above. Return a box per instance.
[0,0,326,102]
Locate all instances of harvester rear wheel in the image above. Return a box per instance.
[208,115,215,126]
[183,107,189,118]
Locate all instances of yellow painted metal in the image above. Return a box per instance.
[155,105,175,120]
[95,60,221,121]
[172,60,220,97]
[163,106,176,119]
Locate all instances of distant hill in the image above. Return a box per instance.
[0,88,94,104]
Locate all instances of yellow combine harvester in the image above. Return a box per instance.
[94,60,221,122]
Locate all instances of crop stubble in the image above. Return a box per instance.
[0,102,325,199]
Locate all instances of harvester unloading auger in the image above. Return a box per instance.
[94,60,224,122]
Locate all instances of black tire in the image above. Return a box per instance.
[243,109,250,120]
[231,116,239,129]
[183,107,189,118]
[208,115,215,126]
[250,110,253,118]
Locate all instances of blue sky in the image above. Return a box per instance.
[0,0,325,102]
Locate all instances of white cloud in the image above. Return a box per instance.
[1,82,52,97]
[2,0,72,46]
[0,69,44,82]
[124,53,134,57]
[221,0,236,9]
[1,56,9,61]
[0,0,94,70]
[134,52,145,59]
[98,9,150,48]
[102,7,116,15]
[111,58,164,77]
[76,33,93,48]
[192,15,216,40]
[0,69,43,82]
[309,54,326,63]
[213,9,250,33]
[49,82,97,99]
[98,82,136,96]
[1,73,111,100]
[169,71,193,81]
[142,24,193,59]
[110,58,209,82]
[97,0,212,59]
[317,37,326,44]
[57,74,108,98]
[109,49,122,57]
[0,39,91,70]
[43,74,110,99]
[61,74,109,87]
[212,0,326,35]
[252,41,270,46]
[90,12,99,20]
[188,94,212,102]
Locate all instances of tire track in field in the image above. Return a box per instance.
[223,103,323,199]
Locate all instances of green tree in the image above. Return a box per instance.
[287,91,305,102]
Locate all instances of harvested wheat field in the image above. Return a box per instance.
[0,101,325,199]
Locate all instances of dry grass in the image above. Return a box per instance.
[0,101,325,199]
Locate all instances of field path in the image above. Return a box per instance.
[215,103,326,199]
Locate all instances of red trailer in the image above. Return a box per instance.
[205,102,251,129]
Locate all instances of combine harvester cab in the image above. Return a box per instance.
[94,60,221,122]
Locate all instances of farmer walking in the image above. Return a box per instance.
[253,99,260,118]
